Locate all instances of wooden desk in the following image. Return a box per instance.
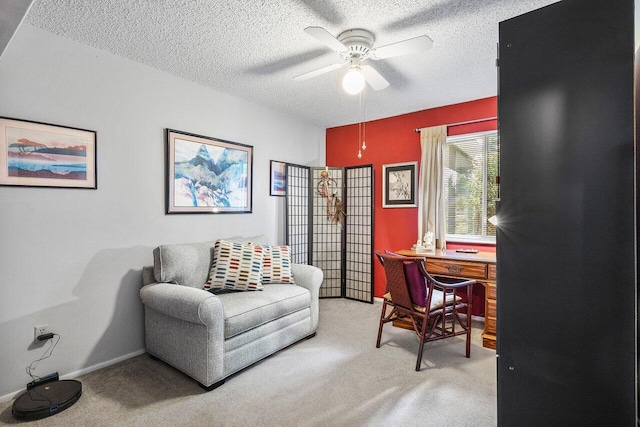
[395,249,497,350]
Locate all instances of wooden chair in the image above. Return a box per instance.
[375,251,476,371]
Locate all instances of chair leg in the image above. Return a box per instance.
[376,300,387,348]
[416,314,429,371]
[465,302,472,358]
[416,340,425,371]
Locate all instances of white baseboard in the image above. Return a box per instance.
[0,348,146,404]
[60,349,146,381]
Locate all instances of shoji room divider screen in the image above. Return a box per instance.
[285,164,374,303]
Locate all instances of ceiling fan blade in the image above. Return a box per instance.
[293,62,345,81]
[361,65,390,91]
[304,26,348,53]
[370,35,433,60]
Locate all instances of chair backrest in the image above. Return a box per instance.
[378,251,430,307]
[376,251,423,309]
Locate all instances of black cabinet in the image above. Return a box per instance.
[497,0,636,424]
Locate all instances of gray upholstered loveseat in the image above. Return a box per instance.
[139,235,323,390]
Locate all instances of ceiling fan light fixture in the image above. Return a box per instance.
[342,67,365,94]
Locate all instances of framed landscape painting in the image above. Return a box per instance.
[166,129,253,214]
[382,161,417,208]
[0,117,97,189]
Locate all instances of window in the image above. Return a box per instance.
[444,130,499,243]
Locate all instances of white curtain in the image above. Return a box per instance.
[418,125,447,250]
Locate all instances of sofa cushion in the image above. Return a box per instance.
[260,245,295,284]
[153,241,215,288]
[204,240,264,292]
[383,290,461,311]
[217,284,310,338]
[227,234,269,245]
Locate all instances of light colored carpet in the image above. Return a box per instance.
[0,299,497,426]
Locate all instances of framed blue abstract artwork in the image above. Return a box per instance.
[166,129,253,214]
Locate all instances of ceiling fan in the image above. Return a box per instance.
[293,27,433,94]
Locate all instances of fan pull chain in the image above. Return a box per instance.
[357,89,365,159]
[362,122,366,151]
[357,121,362,158]
[361,87,366,151]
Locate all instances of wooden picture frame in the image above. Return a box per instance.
[270,160,286,196]
[166,129,253,214]
[0,117,97,189]
[382,161,418,208]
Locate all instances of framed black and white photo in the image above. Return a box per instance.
[382,161,417,208]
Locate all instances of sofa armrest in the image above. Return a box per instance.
[140,282,223,325]
[292,263,323,292]
[292,263,323,332]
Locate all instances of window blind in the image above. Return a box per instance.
[444,131,499,241]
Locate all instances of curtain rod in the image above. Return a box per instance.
[414,116,498,133]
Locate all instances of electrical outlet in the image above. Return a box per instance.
[34,324,49,342]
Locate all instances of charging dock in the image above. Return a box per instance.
[27,371,59,389]
[12,379,82,420]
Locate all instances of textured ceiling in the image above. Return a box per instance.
[0,0,33,57]
[23,0,558,128]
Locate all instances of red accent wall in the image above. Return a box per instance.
[326,97,497,298]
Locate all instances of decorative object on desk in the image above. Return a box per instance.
[316,167,345,226]
[423,231,435,251]
[412,245,433,254]
[0,117,97,189]
[412,236,434,254]
[382,161,417,208]
[270,160,286,196]
[165,129,253,214]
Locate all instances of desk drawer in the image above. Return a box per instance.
[482,336,497,350]
[487,282,496,300]
[485,316,497,335]
[488,264,496,280]
[426,259,487,279]
[486,297,496,314]
[485,298,497,334]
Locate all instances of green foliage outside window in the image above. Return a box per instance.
[445,132,499,241]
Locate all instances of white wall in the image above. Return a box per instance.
[0,25,325,399]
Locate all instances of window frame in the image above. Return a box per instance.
[444,130,498,244]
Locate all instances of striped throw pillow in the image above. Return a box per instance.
[204,240,264,291]
[260,245,295,284]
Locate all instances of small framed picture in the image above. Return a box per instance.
[0,117,97,189]
[270,160,286,196]
[166,129,253,214]
[382,161,418,208]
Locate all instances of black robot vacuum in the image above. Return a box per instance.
[12,379,82,420]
